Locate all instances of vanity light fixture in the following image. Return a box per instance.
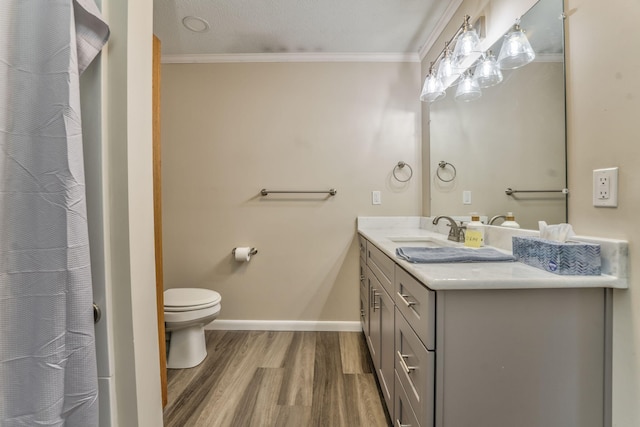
[420,14,484,103]
[455,70,482,102]
[420,63,446,102]
[422,15,536,103]
[436,42,460,88]
[474,50,503,88]
[452,15,482,65]
[497,20,536,69]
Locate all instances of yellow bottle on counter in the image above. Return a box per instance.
[464,214,485,248]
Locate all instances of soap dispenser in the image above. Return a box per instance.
[501,212,520,229]
[464,213,485,247]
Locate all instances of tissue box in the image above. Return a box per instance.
[512,236,601,275]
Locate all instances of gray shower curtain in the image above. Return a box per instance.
[0,1,109,425]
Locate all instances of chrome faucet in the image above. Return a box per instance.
[488,214,506,225]
[432,215,465,242]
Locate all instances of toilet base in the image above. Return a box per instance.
[167,325,207,369]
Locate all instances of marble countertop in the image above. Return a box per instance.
[358,217,629,290]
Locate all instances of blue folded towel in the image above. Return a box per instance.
[396,246,516,263]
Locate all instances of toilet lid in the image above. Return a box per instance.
[164,288,221,309]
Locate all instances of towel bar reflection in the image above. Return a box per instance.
[506,188,569,195]
[260,188,337,196]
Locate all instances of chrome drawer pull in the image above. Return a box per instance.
[360,309,365,317]
[397,351,416,374]
[360,274,365,282]
[396,419,412,427]
[372,290,380,311]
[397,292,416,307]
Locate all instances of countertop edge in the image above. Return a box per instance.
[358,226,628,290]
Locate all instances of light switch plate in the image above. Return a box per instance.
[372,191,381,205]
[593,167,618,207]
[463,191,472,205]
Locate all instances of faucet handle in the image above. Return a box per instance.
[456,227,466,242]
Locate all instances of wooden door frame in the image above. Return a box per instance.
[153,34,168,407]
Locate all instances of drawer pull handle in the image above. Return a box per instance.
[360,274,365,282]
[360,308,365,317]
[396,419,412,427]
[397,292,416,307]
[397,351,416,374]
[372,290,380,311]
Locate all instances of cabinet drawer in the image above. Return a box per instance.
[367,243,394,295]
[358,235,367,262]
[395,372,423,427]
[395,266,436,350]
[395,308,434,427]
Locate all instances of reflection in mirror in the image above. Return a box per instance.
[429,0,566,230]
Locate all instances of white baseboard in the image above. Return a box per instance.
[205,320,362,332]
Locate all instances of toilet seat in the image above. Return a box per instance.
[164,288,221,312]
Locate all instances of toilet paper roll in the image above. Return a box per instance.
[234,247,252,262]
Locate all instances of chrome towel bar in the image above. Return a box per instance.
[506,188,569,195]
[260,188,337,196]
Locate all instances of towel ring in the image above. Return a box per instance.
[436,161,457,182]
[392,161,413,183]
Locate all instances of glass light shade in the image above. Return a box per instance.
[436,53,460,87]
[452,28,481,65]
[455,74,481,102]
[497,26,535,69]
[474,52,503,88]
[420,73,446,103]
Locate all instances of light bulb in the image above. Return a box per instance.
[455,73,481,102]
[436,47,461,88]
[420,73,446,103]
[453,17,481,65]
[497,23,535,70]
[474,51,503,88]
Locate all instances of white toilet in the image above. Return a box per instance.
[164,288,222,369]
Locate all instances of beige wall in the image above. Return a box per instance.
[565,0,640,425]
[161,62,422,322]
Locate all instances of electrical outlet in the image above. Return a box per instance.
[593,167,618,207]
[372,191,381,205]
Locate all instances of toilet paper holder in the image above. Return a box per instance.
[232,247,258,256]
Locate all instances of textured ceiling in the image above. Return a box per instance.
[153,0,456,56]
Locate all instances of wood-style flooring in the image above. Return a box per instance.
[163,330,390,427]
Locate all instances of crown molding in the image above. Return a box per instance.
[161,52,420,64]
[419,0,464,61]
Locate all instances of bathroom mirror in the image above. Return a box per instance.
[429,0,566,229]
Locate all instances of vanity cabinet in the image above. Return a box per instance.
[363,239,395,412]
[359,235,609,427]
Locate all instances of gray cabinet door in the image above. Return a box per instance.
[435,288,606,427]
[378,284,395,413]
